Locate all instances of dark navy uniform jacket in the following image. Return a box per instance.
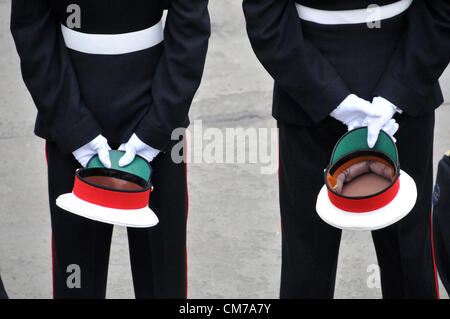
[243,0,450,127]
[11,0,210,153]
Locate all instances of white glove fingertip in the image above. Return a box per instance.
[383,120,399,137]
[391,124,399,136]
[367,127,380,148]
[78,158,88,168]
[98,150,111,168]
[118,155,128,167]
[140,151,159,163]
[118,157,128,167]
[118,150,135,167]
[347,121,356,131]
[73,150,92,168]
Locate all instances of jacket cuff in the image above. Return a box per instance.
[52,116,102,154]
[135,115,173,153]
[304,77,351,124]
[372,74,425,117]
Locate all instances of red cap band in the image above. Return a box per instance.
[73,174,150,210]
[327,178,400,213]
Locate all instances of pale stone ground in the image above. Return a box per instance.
[0,0,448,299]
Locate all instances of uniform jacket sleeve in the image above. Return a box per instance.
[243,0,351,124]
[135,0,210,152]
[10,0,102,154]
[373,0,450,116]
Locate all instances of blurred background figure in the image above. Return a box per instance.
[433,151,450,295]
[0,275,8,299]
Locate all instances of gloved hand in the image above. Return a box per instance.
[72,134,112,168]
[330,94,382,131]
[118,133,160,167]
[364,96,402,148]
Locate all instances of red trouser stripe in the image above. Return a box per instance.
[430,210,440,299]
[45,143,54,299]
[185,132,189,299]
[277,122,282,233]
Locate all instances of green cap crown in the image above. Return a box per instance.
[331,127,398,164]
[87,150,152,182]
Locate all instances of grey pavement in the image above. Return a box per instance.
[0,0,448,299]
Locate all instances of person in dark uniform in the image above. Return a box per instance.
[243,0,450,298]
[433,151,450,295]
[0,275,7,299]
[11,0,210,298]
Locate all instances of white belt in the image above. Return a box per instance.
[61,20,164,55]
[295,0,413,25]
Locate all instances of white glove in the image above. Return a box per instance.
[364,96,402,148]
[330,94,382,131]
[380,119,399,143]
[72,134,112,168]
[118,133,160,167]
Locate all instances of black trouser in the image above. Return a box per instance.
[278,112,439,299]
[46,138,188,299]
